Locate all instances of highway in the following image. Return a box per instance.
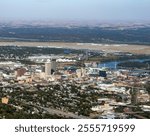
[26,102,90,119]
[42,107,90,119]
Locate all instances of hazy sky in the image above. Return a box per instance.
[0,0,150,22]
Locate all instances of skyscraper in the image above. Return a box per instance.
[51,59,57,72]
[45,62,51,76]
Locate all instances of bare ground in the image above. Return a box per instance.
[0,41,150,55]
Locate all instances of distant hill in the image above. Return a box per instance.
[0,26,150,45]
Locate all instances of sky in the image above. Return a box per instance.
[0,0,150,23]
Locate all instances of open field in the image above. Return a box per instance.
[0,41,150,55]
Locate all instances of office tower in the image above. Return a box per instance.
[45,62,51,76]
[51,59,57,72]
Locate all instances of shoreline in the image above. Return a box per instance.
[0,41,150,55]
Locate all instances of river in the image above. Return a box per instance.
[98,59,150,69]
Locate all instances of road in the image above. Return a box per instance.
[42,107,90,119]
[27,103,90,119]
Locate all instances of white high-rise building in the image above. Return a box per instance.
[45,62,51,76]
[45,59,57,78]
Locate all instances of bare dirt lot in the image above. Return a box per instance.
[0,41,150,55]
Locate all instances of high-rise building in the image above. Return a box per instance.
[85,50,89,60]
[45,62,51,76]
[45,59,57,78]
[131,87,139,105]
[51,59,57,72]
